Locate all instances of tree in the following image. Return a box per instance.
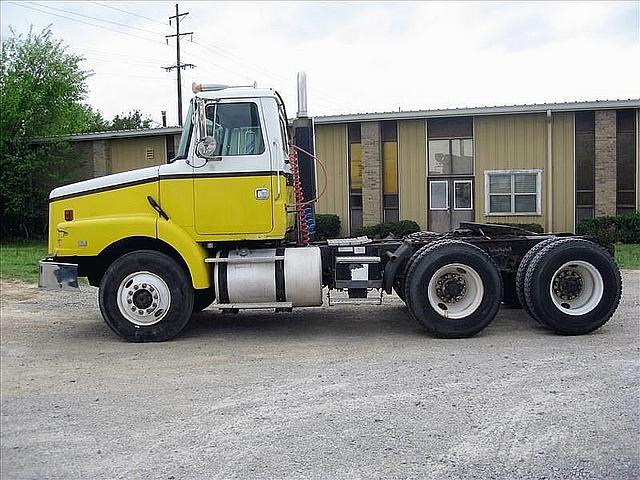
[109,110,153,131]
[0,26,96,238]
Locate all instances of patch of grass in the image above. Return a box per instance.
[615,244,640,270]
[1,240,47,283]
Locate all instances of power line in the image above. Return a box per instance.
[80,56,165,69]
[7,2,169,47]
[89,71,175,81]
[92,1,167,26]
[29,1,165,36]
[69,47,168,65]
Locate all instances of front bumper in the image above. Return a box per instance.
[38,259,79,291]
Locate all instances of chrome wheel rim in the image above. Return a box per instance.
[549,260,603,316]
[427,263,484,319]
[116,271,171,326]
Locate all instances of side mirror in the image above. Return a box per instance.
[196,136,218,160]
[193,98,220,161]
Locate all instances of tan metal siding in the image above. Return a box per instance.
[474,114,547,227]
[551,112,575,232]
[110,136,167,174]
[315,124,349,236]
[398,120,427,228]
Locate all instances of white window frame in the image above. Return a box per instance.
[453,180,473,211]
[484,169,542,216]
[429,180,449,210]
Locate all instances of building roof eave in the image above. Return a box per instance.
[30,126,184,144]
[313,99,640,124]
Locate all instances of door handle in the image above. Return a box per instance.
[272,140,281,200]
[255,188,270,200]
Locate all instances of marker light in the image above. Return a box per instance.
[64,210,74,221]
[192,82,204,93]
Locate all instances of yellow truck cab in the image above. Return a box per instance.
[40,78,623,343]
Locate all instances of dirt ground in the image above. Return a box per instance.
[1,272,639,480]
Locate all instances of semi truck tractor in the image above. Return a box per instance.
[39,77,622,342]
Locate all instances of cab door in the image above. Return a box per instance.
[193,99,274,235]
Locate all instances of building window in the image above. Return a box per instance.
[454,180,473,210]
[575,111,595,223]
[428,138,473,175]
[427,117,474,176]
[382,120,399,223]
[485,170,542,215]
[616,109,637,215]
[429,180,449,210]
[348,123,362,232]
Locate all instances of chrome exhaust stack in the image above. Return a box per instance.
[296,71,308,119]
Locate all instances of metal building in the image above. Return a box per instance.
[314,99,640,234]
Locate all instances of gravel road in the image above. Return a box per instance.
[1,272,639,480]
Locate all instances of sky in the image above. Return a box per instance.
[1,1,638,127]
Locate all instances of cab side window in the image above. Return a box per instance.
[279,114,289,155]
[205,102,265,156]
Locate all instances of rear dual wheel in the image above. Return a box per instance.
[515,237,560,321]
[523,238,621,335]
[404,240,502,338]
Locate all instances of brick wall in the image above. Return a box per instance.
[92,140,112,177]
[361,121,382,225]
[75,141,94,180]
[594,110,616,216]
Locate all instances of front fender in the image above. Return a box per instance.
[157,220,210,289]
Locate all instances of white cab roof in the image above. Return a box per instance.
[195,87,278,101]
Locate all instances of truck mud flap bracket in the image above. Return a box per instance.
[381,242,413,294]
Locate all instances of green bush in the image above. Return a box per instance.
[313,214,341,240]
[577,211,640,244]
[352,225,379,238]
[489,222,545,234]
[353,220,421,239]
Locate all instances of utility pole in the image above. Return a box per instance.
[164,3,195,126]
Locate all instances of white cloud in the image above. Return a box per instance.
[2,1,637,126]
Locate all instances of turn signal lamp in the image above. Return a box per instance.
[64,210,74,221]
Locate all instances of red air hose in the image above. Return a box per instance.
[289,147,311,246]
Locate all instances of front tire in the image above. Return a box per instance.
[404,240,502,338]
[99,250,194,342]
[523,239,621,335]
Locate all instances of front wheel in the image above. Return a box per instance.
[404,240,502,338]
[99,250,194,342]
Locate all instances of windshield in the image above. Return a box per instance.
[174,102,193,161]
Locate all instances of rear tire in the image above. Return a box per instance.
[523,238,621,335]
[404,240,502,338]
[99,250,193,342]
[515,237,559,321]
